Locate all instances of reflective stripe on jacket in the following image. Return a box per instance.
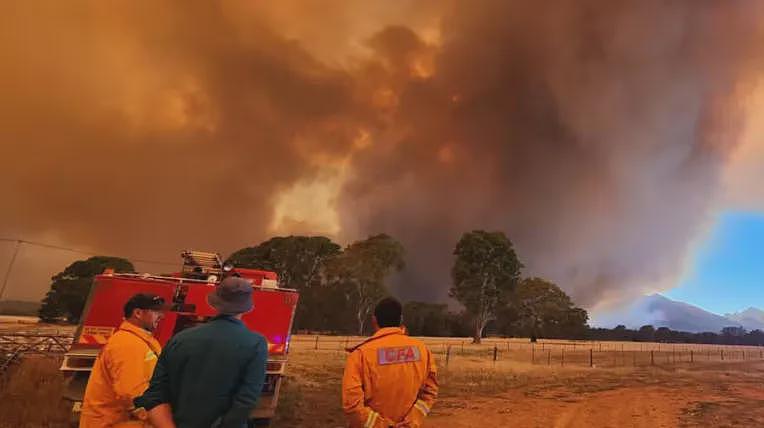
[80,321,161,428]
[342,327,438,428]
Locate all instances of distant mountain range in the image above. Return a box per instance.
[726,307,764,331]
[592,294,764,333]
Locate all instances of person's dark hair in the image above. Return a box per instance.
[124,298,139,318]
[374,297,402,328]
[123,293,165,318]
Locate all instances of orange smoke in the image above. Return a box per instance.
[1,1,763,307]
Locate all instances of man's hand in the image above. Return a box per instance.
[128,407,148,421]
[146,403,176,428]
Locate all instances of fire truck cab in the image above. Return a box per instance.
[60,250,299,426]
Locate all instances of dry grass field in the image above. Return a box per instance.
[281,336,764,427]
[2,333,764,427]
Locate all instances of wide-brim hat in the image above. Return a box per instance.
[207,276,254,315]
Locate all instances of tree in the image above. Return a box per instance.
[326,234,405,334]
[721,326,746,345]
[226,236,341,290]
[696,331,719,345]
[450,230,522,344]
[512,277,589,339]
[613,325,629,340]
[638,325,655,342]
[403,302,451,337]
[744,329,764,346]
[446,310,474,338]
[654,327,672,342]
[564,307,590,339]
[493,304,521,337]
[39,256,134,323]
[721,326,746,337]
[226,236,342,330]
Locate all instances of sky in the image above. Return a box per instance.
[666,211,764,315]
[1,1,764,310]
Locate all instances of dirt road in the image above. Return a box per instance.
[432,386,704,427]
[428,362,764,428]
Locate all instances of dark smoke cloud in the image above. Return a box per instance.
[0,1,375,299]
[338,1,764,306]
[1,1,762,307]
[0,2,367,258]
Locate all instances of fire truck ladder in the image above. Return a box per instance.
[180,250,223,279]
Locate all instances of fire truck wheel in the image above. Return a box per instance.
[248,418,271,427]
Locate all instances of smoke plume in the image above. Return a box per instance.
[337,1,764,305]
[1,1,762,306]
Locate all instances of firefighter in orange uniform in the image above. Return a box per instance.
[342,298,438,427]
[80,293,167,427]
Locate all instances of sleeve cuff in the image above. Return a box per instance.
[133,396,159,411]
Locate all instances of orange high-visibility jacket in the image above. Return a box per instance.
[80,321,161,428]
[342,327,438,428]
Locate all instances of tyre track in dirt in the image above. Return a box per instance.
[426,361,764,428]
[428,385,710,428]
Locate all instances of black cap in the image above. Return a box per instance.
[124,293,168,318]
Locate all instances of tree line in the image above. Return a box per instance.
[38,231,590,342]
[589,325,764,346]
[37,233,764,347]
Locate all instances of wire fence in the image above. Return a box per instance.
[2,332,760,375]
[0,332,72,374]
[289,335,764,369]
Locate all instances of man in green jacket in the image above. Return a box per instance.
[134,277,268,428]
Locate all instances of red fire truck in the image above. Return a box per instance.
[60,250,299,426]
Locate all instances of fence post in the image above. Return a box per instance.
[590,349,593,367]
[461,341,465,355]
[599,343,602,352]
[547,349,551,366]
[561,348,565,367]
[651,350,654,366]
[690,350,693,363]
[315,335,319,350]
[532,345,535,364]
[493,345,498,366]
[721,350,724,361]
[446,345,451,368]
